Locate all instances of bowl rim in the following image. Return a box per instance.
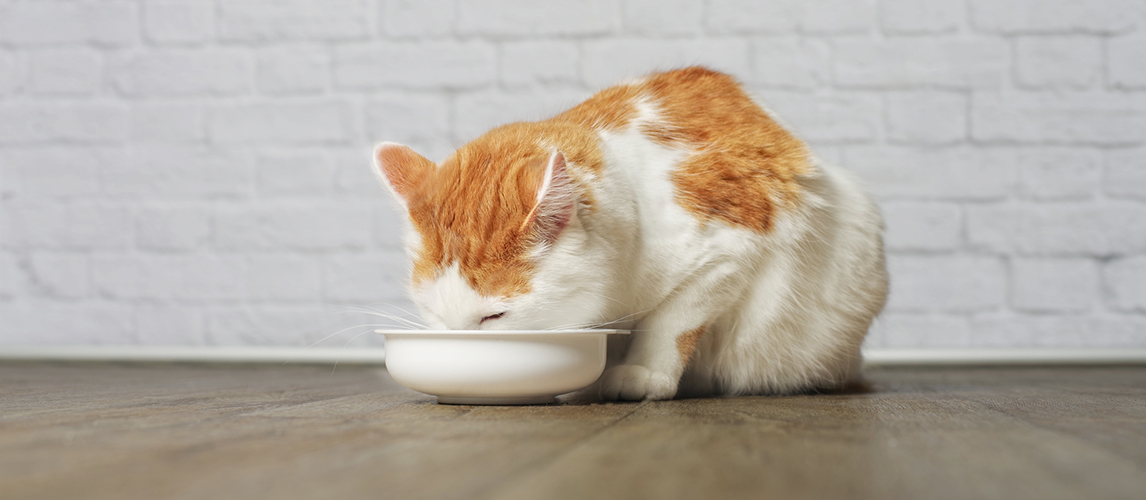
[375,329,630,336]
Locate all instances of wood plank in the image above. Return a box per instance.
[1,363,1144,500]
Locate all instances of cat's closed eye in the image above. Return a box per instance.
[480,312,507,324]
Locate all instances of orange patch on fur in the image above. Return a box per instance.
[676,326,706,366]
[641,67,809,232]
[554,82,643,132]
[406,122,603,297]
[401,67,806,298]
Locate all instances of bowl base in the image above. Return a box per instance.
[436,395,556,406]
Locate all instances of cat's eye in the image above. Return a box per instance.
[480,312,506,324]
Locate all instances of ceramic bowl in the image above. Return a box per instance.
[376,329,629,405]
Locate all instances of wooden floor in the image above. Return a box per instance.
[2,362,1144,500]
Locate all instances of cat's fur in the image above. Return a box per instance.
[373,67,888,401]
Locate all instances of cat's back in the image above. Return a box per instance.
[553,67,812,234]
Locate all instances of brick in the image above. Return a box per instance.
[110,49,252,97]
[885,91,966,145]
[218,0,371,41]
[972,92,1146,145]
[26,253,89,299]
[457,0,621,36]
[381,0,456,38]
[214,202,373,250]
[129,103,205,144]
[105,147,254,199]
[967,202,1146,256]
[834,38,1009,88]
[136,305,206,345]
[207,100,356,145]
[843,146,1016,200]
[501,41,580,87]
[970,314,1091,347]
[2,147,114,198]
[323,253,409,302]
[0,302,135,345]
[886,255,1006,312]
[1087,316,1146,347]
[364,94,452,159]
[454,88,591,143]
[707,0,875,34]
[135,206,212,251]
[334,42,496,90]
[623,0,703,36]
[0,52,16,96]
[1109,34,1146,89]
[1105,256,1146,312]
[879,0,962,34]
[144,1,214,44]
[92,255,247,301]
[707,1,800,33]
[1016,148,1101,200]
[375,203,408,249]
[753,90,882,143]
[334,149,391,197]
[880,202,962,251]
[26,48,102,96]
[0,254,19,299]
[1015,37,1101,89]
[800,0,879,33]
[971,0,1141,34]
[0,2,137,46]
[0,104,128,145]
[880,313,973,348]
[1011,258,1098,312]
[0,201,131,250]
[257,151,336,196]
[749,38,830,89]
[582,39,751,88]
[257,45,329,95]
[248,255,322,301]
[205,305,340,346]
[1105,148,1146,200]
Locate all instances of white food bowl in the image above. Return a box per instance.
[376,329,629,405]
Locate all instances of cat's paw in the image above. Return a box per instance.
[600,365,678,401]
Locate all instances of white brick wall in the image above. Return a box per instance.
[0,0,1144,349]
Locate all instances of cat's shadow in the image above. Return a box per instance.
[554,378,875,406]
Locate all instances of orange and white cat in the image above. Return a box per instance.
[373,67,888,401]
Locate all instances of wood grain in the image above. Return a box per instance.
[1,362,1143,500]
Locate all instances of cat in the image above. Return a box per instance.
[372,67,888,401]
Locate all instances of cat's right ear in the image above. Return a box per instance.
[373,142,434,209]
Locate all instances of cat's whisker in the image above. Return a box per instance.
[353,303,426,323]
[282,323,397,366]
[385,304,426,324]
[331,328,378,376]
[338,308,426,330]
[342,308,426,329]
[339,303,426,324]
[575,289,628,308]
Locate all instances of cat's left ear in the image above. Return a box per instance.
[522,151,578,245]
[373,142,434,209]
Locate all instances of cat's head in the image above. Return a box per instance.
[373,130,614,331]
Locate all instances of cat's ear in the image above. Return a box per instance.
[521,151,578,245]
[373,142,434,208]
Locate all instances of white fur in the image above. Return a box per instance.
[387,98,888,401]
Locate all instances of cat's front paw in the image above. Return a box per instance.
[600,365,678,401]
